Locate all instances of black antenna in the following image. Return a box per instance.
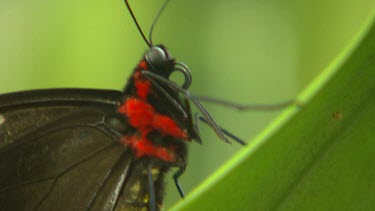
[124,0,151,47]
[124,0,172,47]
[149,0,171,46]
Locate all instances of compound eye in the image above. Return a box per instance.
[145,46,169,71]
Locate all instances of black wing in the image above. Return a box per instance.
[0,89,133,211]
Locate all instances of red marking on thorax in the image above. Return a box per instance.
[118,60,187,162]
[138,60,148,70]
[135,80,150,100]
[133,64,151,100]
[119,98,187,139]
[121,135,174,162]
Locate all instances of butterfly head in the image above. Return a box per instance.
[144,45,192,90]
[145,45,174,76]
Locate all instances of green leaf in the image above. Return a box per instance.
[170,11,375,211]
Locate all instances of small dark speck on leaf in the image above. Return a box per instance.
[332,111,343,120]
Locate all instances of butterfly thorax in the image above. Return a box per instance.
[117,45,193,163]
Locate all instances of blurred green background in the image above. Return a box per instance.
[0,0,374,209]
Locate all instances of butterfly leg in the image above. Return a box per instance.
[197,115,246,146]
[173,163,186,198]
[141,70,231,144]
[149,160,187,198]
[147,162,157,211]
[192,112,202,144]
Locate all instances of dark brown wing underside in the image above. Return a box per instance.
[0,89,136,211]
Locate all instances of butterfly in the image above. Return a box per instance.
[0,1,252,210]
